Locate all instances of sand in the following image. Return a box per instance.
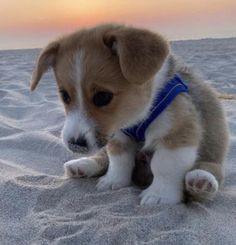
[0,38,236,245]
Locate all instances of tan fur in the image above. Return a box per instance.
[179,70,229,179]
[106,138,135,155]
[31,41,59,91]
[55,49,79,112]
[31,23,229,203]
[31,24,168,138]
[103,26,169,84]
[173,66,229,201]
[160,94,202,149]
[90,148,108,171]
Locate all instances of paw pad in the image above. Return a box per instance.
[185,169,219,195]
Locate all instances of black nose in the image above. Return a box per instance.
[76,137,88,148]
[69,136,88,148]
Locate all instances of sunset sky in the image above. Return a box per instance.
[1,0,236,50]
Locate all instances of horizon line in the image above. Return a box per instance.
[0,36,235,52]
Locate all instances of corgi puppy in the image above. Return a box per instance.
[31,24,229,205]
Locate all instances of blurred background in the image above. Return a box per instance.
[1,0,236,50]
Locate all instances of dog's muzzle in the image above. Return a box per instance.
[66,133,113,154]
[68,136,89,153]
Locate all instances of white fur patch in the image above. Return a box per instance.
[64,157,101,177]
[185,169,219,194]
[96,151,134,190]
[144,109,173,149]
[61,110,95,149]
[140,146,198,205]
[75,50,86,115]
[61,51,96,150]
[96,132,135,191]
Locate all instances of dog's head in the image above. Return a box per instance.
[31,24,169,153]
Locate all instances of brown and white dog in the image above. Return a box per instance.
[31,24,229,205]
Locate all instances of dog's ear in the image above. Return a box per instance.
[104,27,169,84]
[30,41,60,91]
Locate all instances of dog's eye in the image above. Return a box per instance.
[59,90,71,105]
[93,91,113,107]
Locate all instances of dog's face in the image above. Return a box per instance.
[31,24,169,153]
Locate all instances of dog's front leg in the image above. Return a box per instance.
[64,148,108,178]
[96,132,136,191]
[140,145,198,205]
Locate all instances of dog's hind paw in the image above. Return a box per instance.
[185,169,219,195]
[64,158,100,178]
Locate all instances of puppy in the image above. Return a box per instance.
[31,24,229,205]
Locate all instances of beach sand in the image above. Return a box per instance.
[0,38,236,245]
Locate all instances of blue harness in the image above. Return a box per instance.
[121,74,189,141]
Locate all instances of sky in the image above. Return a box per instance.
[0,0,236,50]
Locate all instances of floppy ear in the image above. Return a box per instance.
[30,41,60,91]
[104,27,169,84]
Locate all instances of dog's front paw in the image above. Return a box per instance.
[64,157,100,178]
[140,180,182,205]
[96,173,131,191]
